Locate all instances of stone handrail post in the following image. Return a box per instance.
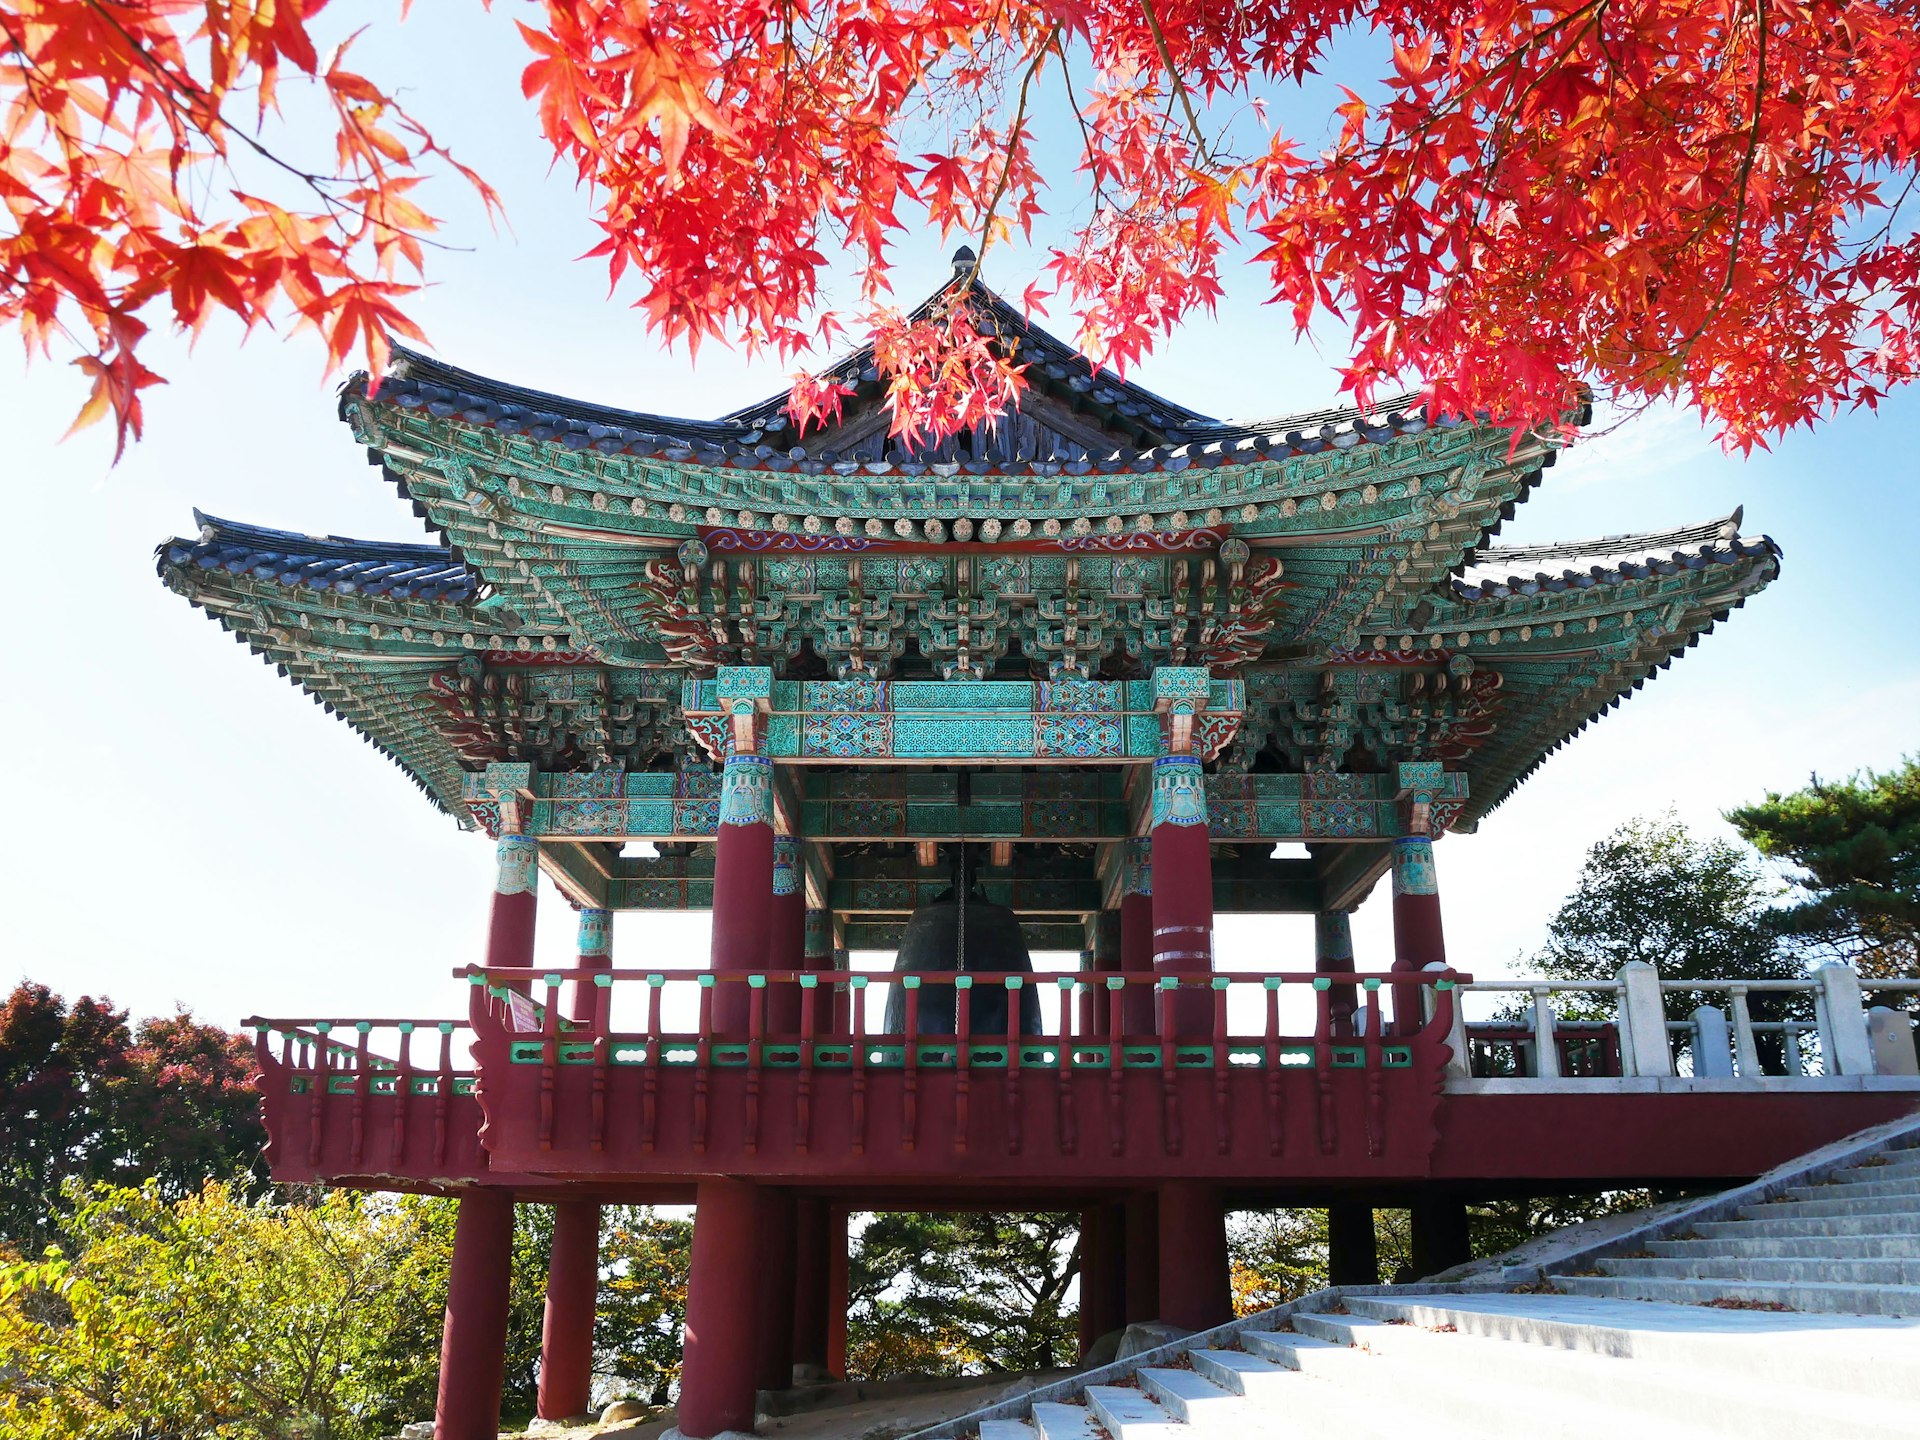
[1616,961,1675,1078]
[1814,963,1875,1076]
[1530,986,1560,1079]
[1868,1007,1920,1076]
[1690,1006,1735,1077]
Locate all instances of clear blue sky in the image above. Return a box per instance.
[3,9,1917,1030]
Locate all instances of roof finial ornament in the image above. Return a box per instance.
[951,244,977,276]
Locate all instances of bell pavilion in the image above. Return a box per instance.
[158,255,1904,1440]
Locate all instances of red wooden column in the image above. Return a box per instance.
[1156,1180,1231,1331]
[537,1203,600,1420]
[1149,754,1215,1038]
[1077,1203,1127,1356]
[537,908,610,1422]
[825,1203,850,1378]
[755,1189,799,1391]
[569,907,612,1023]
[711,750,776,1034]
[767,838,806,1033]
[1315,908,1359,1038]
[680,1178,765,1437]
[1123,1189,1160,1324]
[1118,840,1155,1036]
[1390,836,1445,1033]
[436,1188,517,1440]
[791,1196,832,1378]
[1078,911,1122,1036]
[488,832,540,973]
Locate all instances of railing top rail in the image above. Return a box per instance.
[245,1017,471,1031]
[1862,980,1920,993]
[1457,979,1626,992]
[1657,978,1817,991]
[457,964,1472,987]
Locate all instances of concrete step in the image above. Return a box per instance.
[1840,1155,1920,1180]
[1138,1367,1257,1428]
[1555,1271,1920,1317]
[1030,1401,1103,1440]
[1647,1233,1920,1259]
[1188,1347,1294,1402]
[1239,1325,1370,1378]
[1697,1211,1920,1238]
[1083,1384,1185,1440]
[1788,1177,1920,1201]
[1598,1253,1920,1284]
[1347,1292,1920,1401]
[1739,1195,1920,1220]
[980,1423,1038,1440]
[1295,1305,1896,1440]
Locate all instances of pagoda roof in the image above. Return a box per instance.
[164,510,479,603]
[1452,511,1770,600]
[362,253,1466,477]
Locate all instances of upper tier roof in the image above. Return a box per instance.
[360,252,1476,477]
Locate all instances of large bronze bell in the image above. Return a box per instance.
[884,846,1042,1037]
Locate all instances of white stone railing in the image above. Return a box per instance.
[1433,961,1920,1082]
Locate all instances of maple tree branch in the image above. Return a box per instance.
[964,26,1057,284]
[1137,0,1216,168]
[1050,34,1112,212]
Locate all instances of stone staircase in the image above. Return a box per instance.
[920,1112,1920,1440]
[1554,1137,1920,1314]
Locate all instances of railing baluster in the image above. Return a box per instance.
[1729,986,1762,1076]
[1530,986,1560,1080]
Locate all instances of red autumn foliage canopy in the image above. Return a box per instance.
[6,1,1919,455]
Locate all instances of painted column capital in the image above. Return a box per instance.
[1149,753,1208,829]
[716,665,774,755]
[1151,666,1212,755]
[772,836,802,896]
[576,907,612,959]
[1390,836,1438,897]
[495,833,540,896]
[718,752,775,829]
[1314,909,1355,964]
[804,907,831,958]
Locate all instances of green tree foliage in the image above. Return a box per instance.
[1534,813,1785,987]
[0,984,264,1248]
[597,1208,694,1406]
[847,1212,1079,1380]
[1728,758,1920,979]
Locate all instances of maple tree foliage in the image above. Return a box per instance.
[8,2,1919,454]
[0,0,496,457]
[520,0,1920,449]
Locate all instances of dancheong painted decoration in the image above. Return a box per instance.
[158,257,1913,1440]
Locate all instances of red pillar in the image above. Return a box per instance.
[1078,911,1122,1037]
[1315,908,1359,1038]
[1118,839,1155,1036]
[830,947,853,1034]
[825,1204,850,1379]
[767,838,806,1034]
[569,907,612,1024]
[755,1190,799,1392]
[488,832,540,974]
[1077,1204,1127,1357]
[1390,836,1445,1033]
[1156,1181,1230,1332]
[1149,755,1214,1038]
[1123,1190,1160,1324]
[711,752,776,1034]
[680,1178,764,1437]
[537,1201,600,1420]
[791,1197,831,1376]
[436,1188,516,1440]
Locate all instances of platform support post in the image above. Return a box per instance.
[1156,1181,1230,1331]
[680,1178,765,1438]
[755,1189,799,1393]
[1409,1197,1473,1279]
[1315,909,1359,1037]
[1123,1189,1160,1324]
[537,1200,600,1421]
[1326,1204,1379,1287]
[1119,841,1156,1035]
[826,1204,850,1379]
[791,1197,831,1376]
[1078,1203,1128,1356]
[435,1188,516,1440]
